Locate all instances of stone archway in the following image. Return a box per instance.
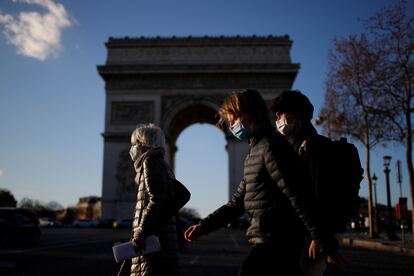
[97,35,299,220]
[164,102,218,169]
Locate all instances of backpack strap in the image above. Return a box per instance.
[298,139,309,156]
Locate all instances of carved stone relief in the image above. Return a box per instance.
[111,101,154,125]
[115,149,136,199]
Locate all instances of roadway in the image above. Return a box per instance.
[0,227,413,275]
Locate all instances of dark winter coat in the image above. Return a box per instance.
[288,122,339,235]
[131,147,180,276]
[199,124,338,255]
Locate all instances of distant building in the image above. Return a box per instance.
[357,197,412,231]
[75,196,101,220]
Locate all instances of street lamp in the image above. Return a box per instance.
[372,173,379,233]
[383,156,399,240]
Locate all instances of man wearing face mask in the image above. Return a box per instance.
[184,89,345,276]
[270,90,342,276]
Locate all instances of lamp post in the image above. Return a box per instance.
[396,160,402,197]
[372,173,379,233]
[383,156,398,240]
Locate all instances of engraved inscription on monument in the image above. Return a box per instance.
[111,101,154,125]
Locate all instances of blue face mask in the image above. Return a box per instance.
[229,121,254,140]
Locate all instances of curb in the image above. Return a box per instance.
[341,238,414,256]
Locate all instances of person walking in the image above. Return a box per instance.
[184,89,345,276]
[270,90,344,276]
[126,123,181,276]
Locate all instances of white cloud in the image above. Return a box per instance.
[0,0,73,60]
[0,169,3,176]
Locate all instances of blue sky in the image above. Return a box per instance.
[0,0,412,218]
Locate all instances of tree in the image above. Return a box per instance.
[0,189,17,207]
[18,198,64,218]
[318,34,392,238]
[18,197,43,212]
[61,207,78,225]
[361,0,414,240]
[46,201,64,211]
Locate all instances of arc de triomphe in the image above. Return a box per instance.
[97,35,299,220]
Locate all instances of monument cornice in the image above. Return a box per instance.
[101,72,297,90]
[97,63,300,79]
[101,132,130,140]
[106,35,293,48]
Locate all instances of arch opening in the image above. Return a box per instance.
[166,104,221,169]
[175,123,228,218]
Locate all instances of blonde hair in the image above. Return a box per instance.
[130,123,166,149]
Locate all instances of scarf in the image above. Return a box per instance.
[133,147,166,174]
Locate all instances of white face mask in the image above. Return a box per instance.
[129,145,141,161]
[276,118,296,136]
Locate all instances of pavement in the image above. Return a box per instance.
[1,228,413,276]
[339,231,414,256]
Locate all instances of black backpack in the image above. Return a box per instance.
[313,136,364,233]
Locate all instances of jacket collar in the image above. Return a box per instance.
[250,123,275,147]
[134,147,165,172]
[288,122,318,150]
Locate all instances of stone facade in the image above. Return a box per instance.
[97,35,299,220]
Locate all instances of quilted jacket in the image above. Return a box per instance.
[131,148,180,276]
[199,124,338,255]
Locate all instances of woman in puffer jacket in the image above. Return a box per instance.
[128,123,180,276]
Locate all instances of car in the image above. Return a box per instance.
[96,218,115,228]
[0,207,41,247]
[39,217,62,228]
[72,219,97,228]
[112,219,133,229]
